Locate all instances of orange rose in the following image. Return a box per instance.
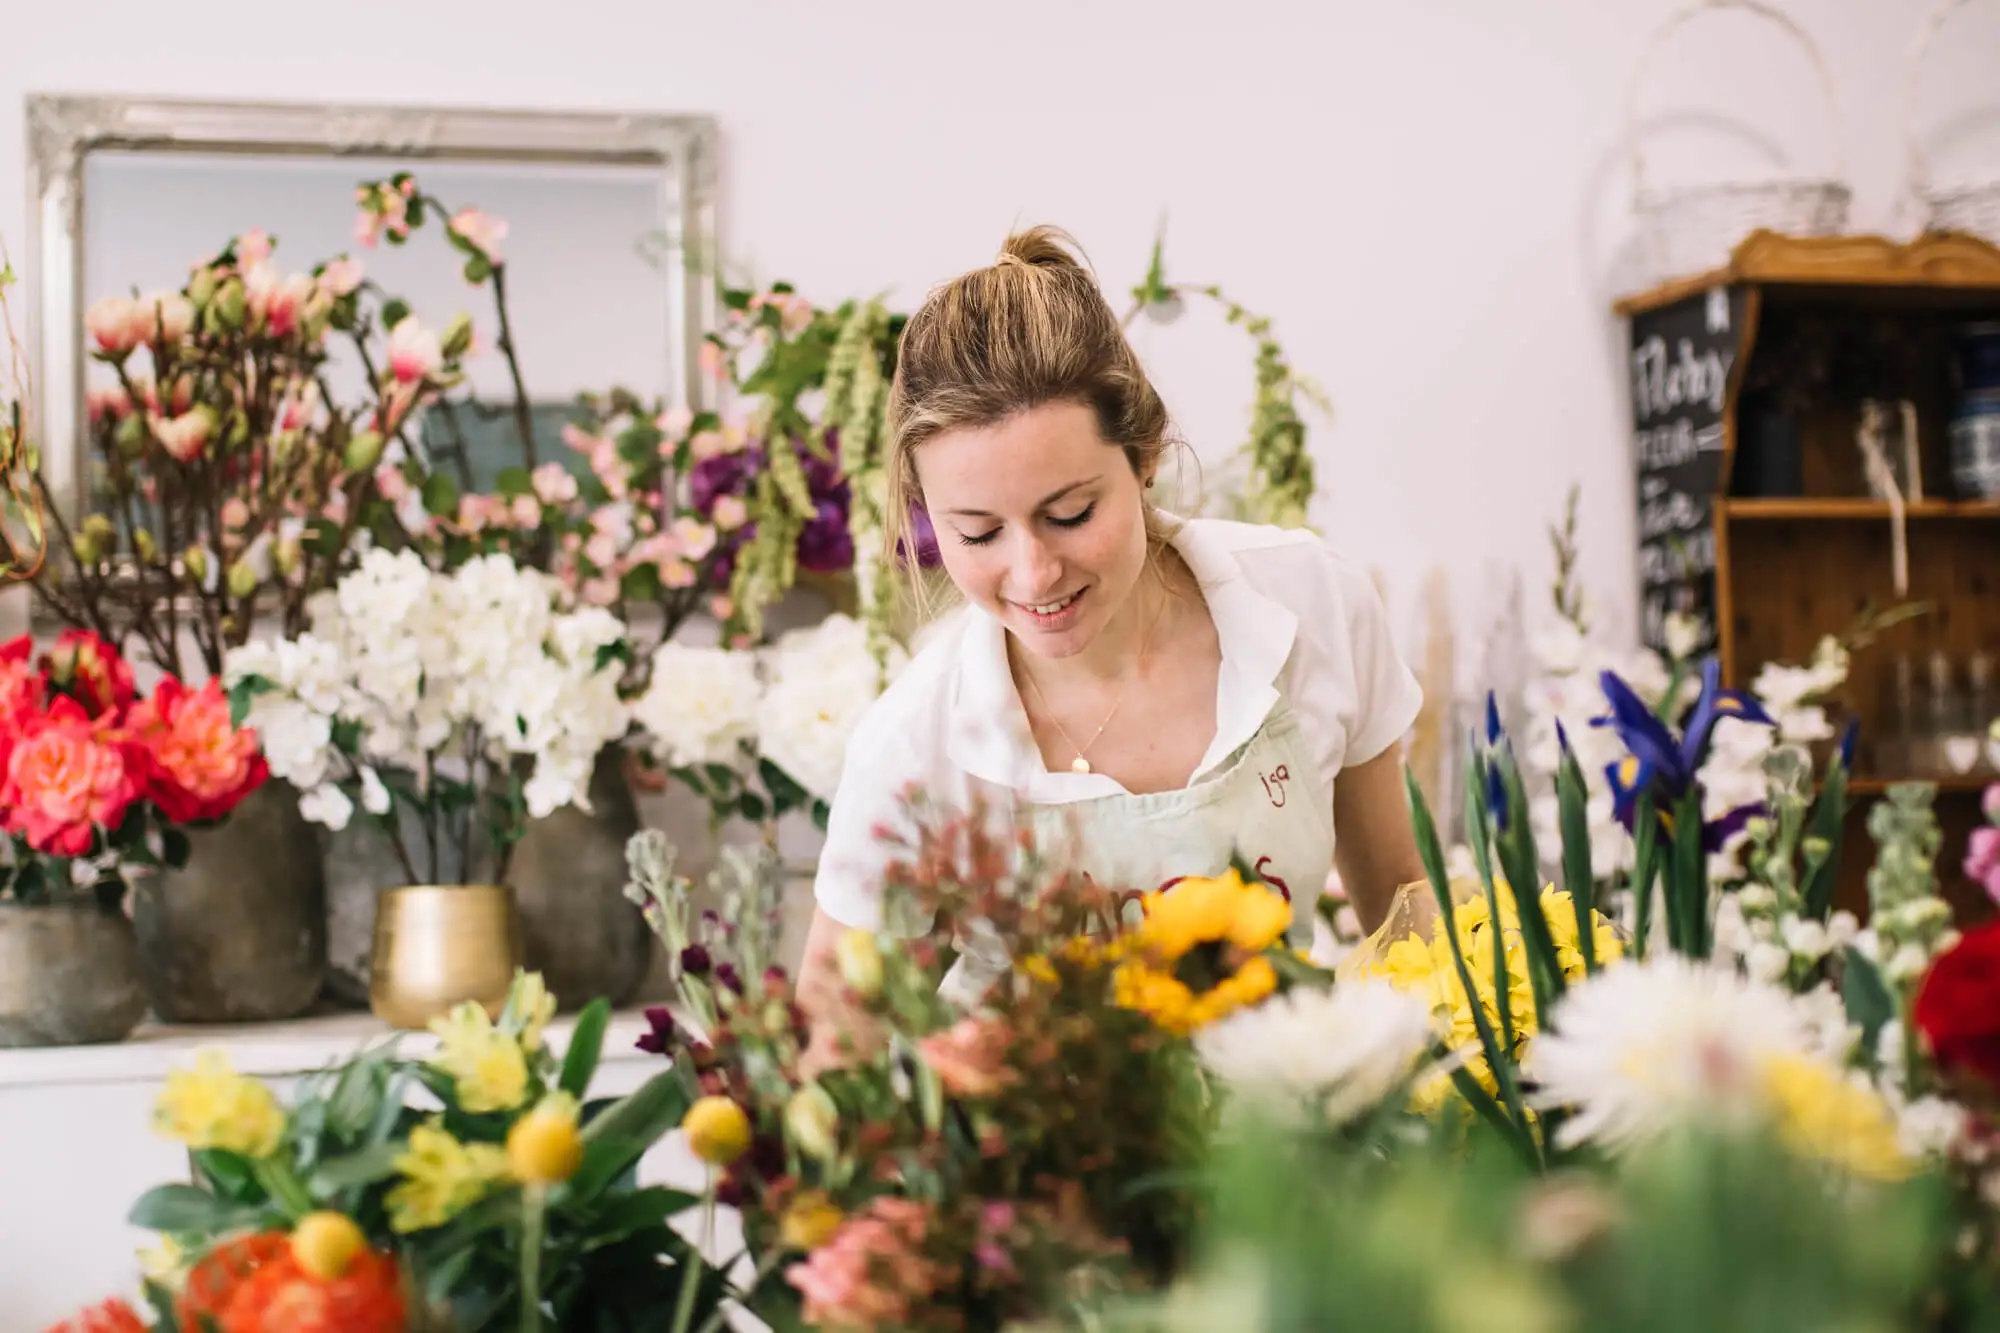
[128,677,269,824]
[42,1297,147,1333]
[219,1247,406,1333]
[0,697,139,856]
[178,1233,290,1331]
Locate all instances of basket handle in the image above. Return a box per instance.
[1627,0,1847,206]
[1903,0,1976,208]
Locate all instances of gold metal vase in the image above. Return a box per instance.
[369,884,522,1030]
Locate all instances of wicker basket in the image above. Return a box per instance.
[1628,0,1852,284]
[1905,0,2000,243]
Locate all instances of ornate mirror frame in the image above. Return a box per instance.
[24,94,720,525]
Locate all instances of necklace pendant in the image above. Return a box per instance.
[1069,756,1092,775]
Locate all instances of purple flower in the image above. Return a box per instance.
[635,1005,676,1055]
[798,497,854,572]
[679,944,712,978]
[690,452,754,515]
[715,962,745,996]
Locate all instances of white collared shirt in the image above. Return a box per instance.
[813,516,1423,931]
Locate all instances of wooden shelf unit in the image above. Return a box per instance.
[1617,230,2000,924]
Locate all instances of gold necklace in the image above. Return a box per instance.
[1017,592,1165,776]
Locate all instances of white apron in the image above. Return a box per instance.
[941,698,1335,1003]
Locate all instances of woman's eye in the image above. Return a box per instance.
[957,528,1001,547]
[1049,503,1095,529]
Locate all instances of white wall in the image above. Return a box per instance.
[3,0,1996,665]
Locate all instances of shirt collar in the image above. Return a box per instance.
[945,517,1300,797]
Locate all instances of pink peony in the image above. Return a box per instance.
[0,697,139,856]
[918,1016,1019,1099]
[386,317,442,384]
[448,208,508,266]
[126,677,267,824]
[1970,826,2000,907]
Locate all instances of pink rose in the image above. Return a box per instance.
[448,208,508,266]
[711,495,749,532]
[0,697,139,857]
[918,1016,1018,1099]
[672,517,718,561]
[386,317,442,384]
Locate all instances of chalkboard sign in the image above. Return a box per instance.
[1627,285,1748,658]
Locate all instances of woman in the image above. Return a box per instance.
[797,225,1426,1044]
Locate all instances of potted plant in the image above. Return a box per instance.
[24,225,475,1022]
[0,630,268,1044]
[222,547,635,1026]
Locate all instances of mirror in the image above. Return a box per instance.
[25,95,719,526]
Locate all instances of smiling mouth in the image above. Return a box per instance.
[1017,590,1083,617]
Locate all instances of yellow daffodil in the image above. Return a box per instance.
[385,1122,511,1233]
[153,1050,287,1159]
[507,971,558,1053]
[427,1001,530,1114]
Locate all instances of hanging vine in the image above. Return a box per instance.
[0,240,49,584]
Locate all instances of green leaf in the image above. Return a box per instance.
[330,718,364,755]
[1802,762,1850,922]
[759,758,809,815]
[1627,794,1660,961]
[561,998,613,1099]
[226,675,276,727]
[495,465,534,499]
[421,471,460,518]
[1556,743,1600,973]
[811,799,831,834]
[722,288,752,312]
[128,1183,267,1234]
[1495,755,1567,1022]
[582,1186,701,1241]
[463,254,491,285]
[1842,946,1896,1061]
[1667,790,1707,958]
[380,298,411,331]
[567,1070,690,1203]
[738,791,768,823]
[304,517,344,559]
[619,561,663,603]
[311,1141,403,1191]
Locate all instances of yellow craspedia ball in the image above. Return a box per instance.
[682,1096,753,1166]
[507,1103,584,1185]
[780,1189,845,1251]
[290,1210,367,1280]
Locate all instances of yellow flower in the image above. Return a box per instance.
[153,1051,287,1159]
[1139,869,1291,961]
[386,1122,511,1233]
[835,929,884,998]
[1019,954,1060,988]
[507,970,558,1053]
[1761,1055,1914,1182]
[1113,954,1277,1036]
[1112,870,1291,1034]
[290,1211,367,1280]
[780,1190,846,1251]
[428,1001,531,1114]
[683,1096,753,1166]
[138,1235,186,1290]
[507,1093,583,1185]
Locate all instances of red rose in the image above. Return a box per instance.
[1913,920,2000,1093]
[126,676,268,824]
[42,630,134,720]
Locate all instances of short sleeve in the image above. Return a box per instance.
[810,659,954,937]
[1330,554,1424,766]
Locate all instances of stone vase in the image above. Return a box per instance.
[0,903,148,1047]
[133,780,328,1023]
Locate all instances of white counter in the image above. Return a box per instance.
[0,1006,739,1332]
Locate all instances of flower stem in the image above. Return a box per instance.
[520,1183,547,1333]
[252,1156,313,1221]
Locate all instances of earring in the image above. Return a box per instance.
[1145,478,1155,489]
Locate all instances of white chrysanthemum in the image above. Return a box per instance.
[1195,979,1434,1126]
[1894,1094,1968,1160]
[633,643,763,769]
[1528,955,1820,1154]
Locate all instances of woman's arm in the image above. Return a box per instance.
[795,906,881,1080]
[1331,745,1427,936]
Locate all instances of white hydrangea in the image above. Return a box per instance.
[222,548,634,840]
[632,642,764,769]
[757,614,906,802]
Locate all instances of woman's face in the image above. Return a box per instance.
[914,400,1152,662]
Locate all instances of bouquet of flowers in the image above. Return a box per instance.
[220,548,630,885]
[43,972,733,1333]
[621,791,1341,1332]
[34,225,471,679]
[0,628,266,903]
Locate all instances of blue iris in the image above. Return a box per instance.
[1595,657,1775,852]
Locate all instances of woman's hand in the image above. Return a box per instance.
[795,907,883,1080]
[1332,746,1429,936]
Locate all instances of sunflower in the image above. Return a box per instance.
[1112,869,1290,1035]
